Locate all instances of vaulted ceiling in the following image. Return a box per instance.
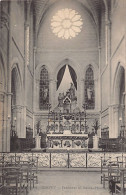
[32,0,109,35]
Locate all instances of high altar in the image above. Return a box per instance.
[46,84,89,149]
[46,113,88,149]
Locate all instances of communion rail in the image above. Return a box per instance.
[1,152,126,169]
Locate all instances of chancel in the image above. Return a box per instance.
[1,0,126,194]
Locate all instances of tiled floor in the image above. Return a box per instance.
[29,171,110,195]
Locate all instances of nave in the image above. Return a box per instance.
[1,152,126,195]
[29,171,109,195]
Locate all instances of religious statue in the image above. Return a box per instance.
[87,87,93,100]
[69,83,75,100]
[42,87,48,101]
[58,93,64,107]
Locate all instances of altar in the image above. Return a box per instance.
[46,112,89,149]
[45,84,90,149]
[46,133,88,149]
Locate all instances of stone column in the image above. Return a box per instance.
[108,105,114,138]
[35,135,41,149]
[80,79,84,109]
[123,91,126,137]
[35,79,40,110]
[33,47,36,138]
[6,2,12,152]
[94,78,99,110]
[16,106,21,138]
[49,79,57,109]
[93,135,99,149]
[98,46,102,138]
[77,78,84,109]
[0,94,4,152]
[24,22,30,138]
[112,104,120,138]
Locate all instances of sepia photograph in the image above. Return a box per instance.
[0,0,126,194]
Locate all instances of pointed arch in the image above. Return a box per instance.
[113,63,125,105]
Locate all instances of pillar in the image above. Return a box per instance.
[24,22,30,138]
[112,104,119,138]
[33,47,36,137]
[108,105,114,138]
[123,92,126,137]
[94,78,99,110]
[49,79,57,109]
[77,78,84,109]
[0,93,4,152]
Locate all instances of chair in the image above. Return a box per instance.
[20,162,35,191]
[115,169,126,195]
[108,165,120,193]
[28,156,38,184]
[102,161,119,188]
[101,156,111,184]
[2,166,27,195]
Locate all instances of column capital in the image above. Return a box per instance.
[12,105,24,111]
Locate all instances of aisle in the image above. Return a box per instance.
[29,171,110,195]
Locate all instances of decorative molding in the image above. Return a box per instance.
[36,48,99,53]
[12,105,24,111]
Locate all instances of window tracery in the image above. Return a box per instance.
[84,66,95,109]
[39,65,49,110]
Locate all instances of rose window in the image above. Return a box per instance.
[51,9,83,39]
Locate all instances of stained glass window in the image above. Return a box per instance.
[51,8,83,40]
[39,65,49,110]
[85,65,95,109]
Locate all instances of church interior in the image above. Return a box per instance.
[0,0,126,194]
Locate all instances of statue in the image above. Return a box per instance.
[58,93,64,107]
[87,87,93,100]
[69,83,75,100]
[42,87,48,101]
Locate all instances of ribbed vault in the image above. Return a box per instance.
[31,0,109,38]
